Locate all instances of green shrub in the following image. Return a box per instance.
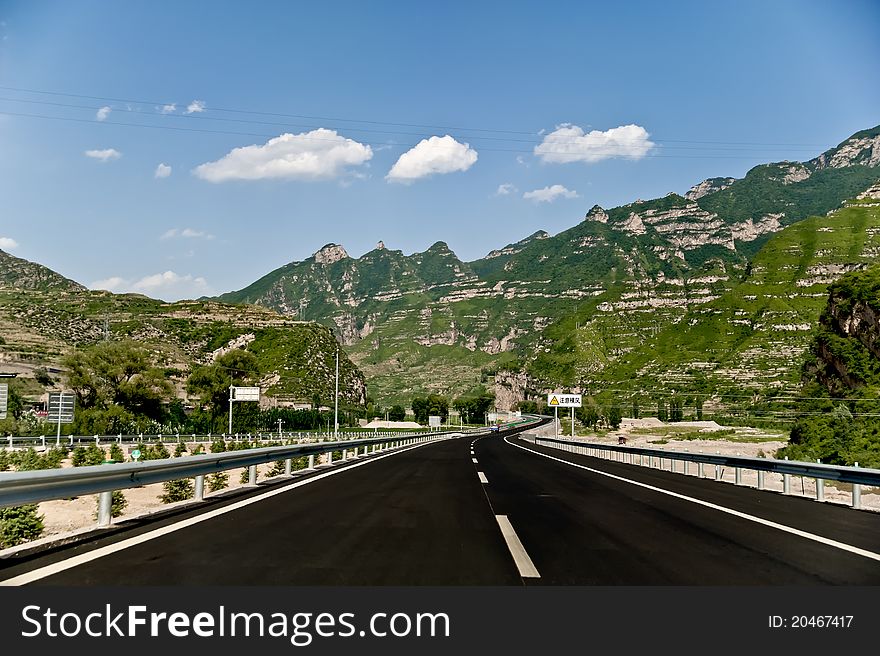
[174,442,187,457]
[207,472,228,492]
[160,479,194,503]
[94,491,128,519]
[108,443,125,462]
[0,505,44,548]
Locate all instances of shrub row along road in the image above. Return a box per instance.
[2,425,879,585]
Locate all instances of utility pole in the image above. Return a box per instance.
[334,347,339,439]
[277,418,283,440]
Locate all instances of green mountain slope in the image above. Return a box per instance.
[0,249,84,292]
[0,260,366,406]
[572,181,880,397]
[214,126,880,405]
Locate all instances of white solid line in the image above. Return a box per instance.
[505,437,880,564]
[472,458,479,464]
[0,438,453,586]
[495,515,539,578]
[478,472,489,484]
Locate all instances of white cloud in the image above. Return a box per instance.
[96,106,111,121]
[523,184,579,203]
[90,276,127,292]
[160,227,214,240]
[154,163,172,178]
[534,124,654,163]
[495,183,517,196]
[90,271,212,302]
[386,135,478,183]
[84,148,122,162]
[185,100,206,114]
[0,236,19,250]
[159,103,176,114]
[193,129,373,183]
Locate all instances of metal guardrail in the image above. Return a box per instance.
[527,434,880,510]
[1,429,462,450]
[0,419,540,527]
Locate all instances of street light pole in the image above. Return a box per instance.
[334,347,339,439]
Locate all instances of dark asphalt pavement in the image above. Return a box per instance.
[2,426,878,585]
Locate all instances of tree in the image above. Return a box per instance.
[426,394,449,422]
[607,405,622,430]
[186,349,259,425]
[388,404,406,422]
[658,399,668,422]
[64,340,172,421]
[453,393,494,424]
[669,397,684,422]
[411,397,429,424]
[631,400,640,420]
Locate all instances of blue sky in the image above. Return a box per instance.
[1,0,879,300]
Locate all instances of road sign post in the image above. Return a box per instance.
[548,394,582,441]
[228,386,260,435]
[48,391,75,442]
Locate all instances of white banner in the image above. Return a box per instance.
[0,383,7,419]
[232,386,260,402]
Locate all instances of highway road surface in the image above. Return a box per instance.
[2,426,879,585]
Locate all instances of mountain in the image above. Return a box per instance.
[216,126,880,405]
[0,256,366,406]
[777,250,880,467]
[563,180,880,397]
[0,249,84,292]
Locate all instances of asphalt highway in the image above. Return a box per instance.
[2,427,879,585]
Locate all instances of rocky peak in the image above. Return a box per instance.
[426,241,451,252]
[812,126,880,170]
[685,177,737,201]
[313,243,349,265]
[0,249,85,292]
[585,205,609,223]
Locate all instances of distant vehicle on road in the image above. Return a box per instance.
[490,425,500,433]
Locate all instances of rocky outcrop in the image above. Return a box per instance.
[493,370,532,411]
[584,205,609,223]
[313,243,349,265]
[685,177,736,201]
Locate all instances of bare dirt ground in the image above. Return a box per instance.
[5,444,346,550]
[533,418,880,512]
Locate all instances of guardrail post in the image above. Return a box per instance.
[783,457,791,495]
[735,458,742,485]
[284,458,292,475]
[757,470,765,490]
[853,462,861,509]
[248,465,257,485]
[194,475,204,501]
[715,463,721,481]
[698,462,704,478]
[308,454,315,469]
[684,460,689,476]
[328,451,334,465]
[97,491,113,527]
[816,460,824,501]
[41,436,46,449]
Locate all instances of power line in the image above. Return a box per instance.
[0,109,827,161]
[0,95,827,153]
[0,84,835,148]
